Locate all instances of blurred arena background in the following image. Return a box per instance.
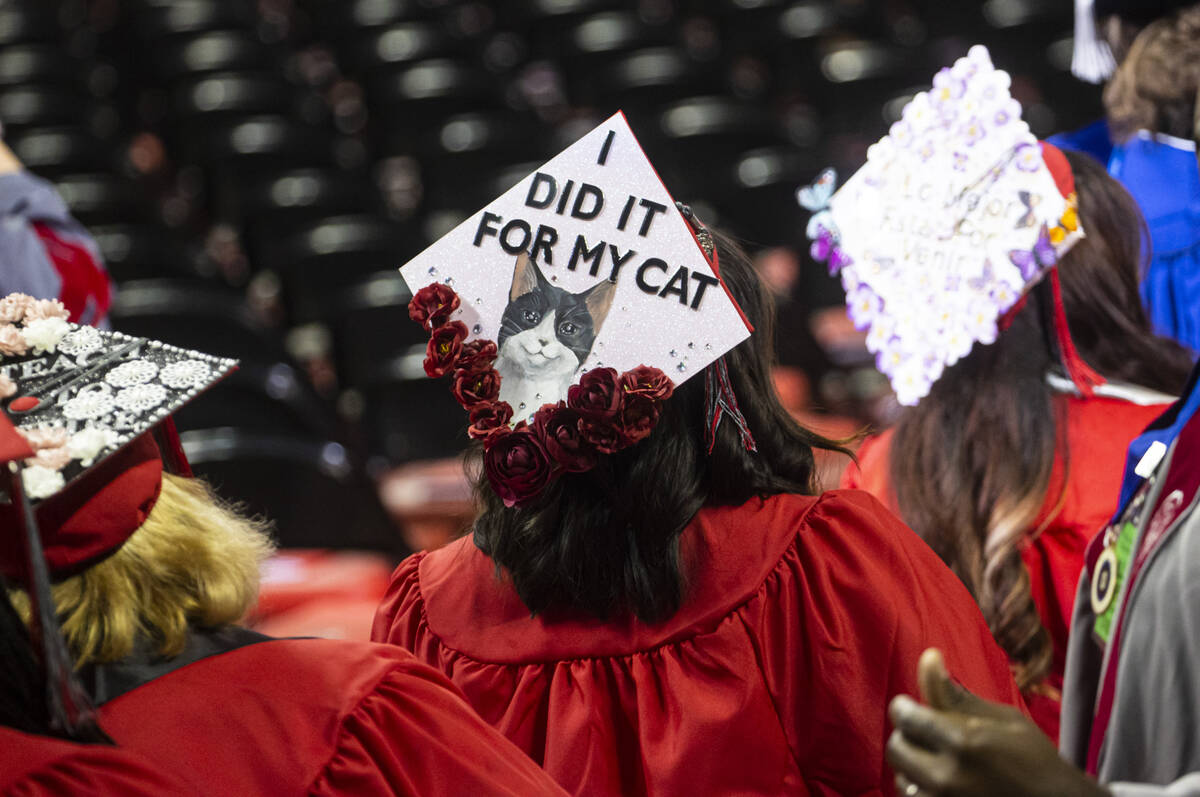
[0,0,1098,636]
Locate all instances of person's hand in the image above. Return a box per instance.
[886,649,1111,797]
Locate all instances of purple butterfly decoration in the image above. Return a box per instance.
[1007,224,1057,282]
[799,169,851,275]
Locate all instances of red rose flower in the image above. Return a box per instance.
[424,321,468,378]
[616,395,661,445]
[484,426,555,508]
[409,283,461,330]
[468,401,514,441]
[452,367,502,409]
[457,339,498,374]
[578,416,622,454]
[533,403,597,472]
[566,367,623,422]
[620,365,674,402]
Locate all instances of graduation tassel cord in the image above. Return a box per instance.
[704,358,757,454]
[11,463,110,743]
[1048,267,1105,397]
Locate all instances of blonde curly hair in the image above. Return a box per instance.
[13,473,275,666]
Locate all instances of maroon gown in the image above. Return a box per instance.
[373,489,1026,796]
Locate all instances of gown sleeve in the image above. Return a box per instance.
[747,490,1025,794]
[1,736,196,796]
[0,170,110,326]
[309,650,566,797]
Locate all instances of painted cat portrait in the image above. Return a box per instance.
[496,252,616,417]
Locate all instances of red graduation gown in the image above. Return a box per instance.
[842,394,1170,741]
[95,637,566,796]
[0,727,196,796]
[372,489,1025,796]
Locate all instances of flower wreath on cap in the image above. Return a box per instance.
[410,282,674,508]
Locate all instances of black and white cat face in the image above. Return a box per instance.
[497,253,616,380]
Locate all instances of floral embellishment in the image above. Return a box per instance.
[57,326,103,357]
[408,283,675,508]
[1014,143,1042,172]
[423,321,468,378]
[533,404,596,473]
[408,283,461,331]
[21,317,70,354]
[962,117,986,146]
[115,383,167,413]
[483,426,554,508]
[68,427,119,467]
[0,325,27,356]
[31,446,72,470]
[0,293,33,325]
[159,359,213,389]
[468,402,514,442]
[19,426,69,451]
[23,299,69,323]
[105,359,159,387]
[845,285,882,330]
[451,367,501,409]
[62,391,116,420]
[22,464,64,499]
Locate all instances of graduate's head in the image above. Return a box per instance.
[0,309,257,677]
[1096,0,1199,65]
[14,472,275,666]
[470,226,852,623]
[1103,4,1200,142]
[888,147,1190,692]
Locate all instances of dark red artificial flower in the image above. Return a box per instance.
[457,339,498,374]
[424,321,468,378]
[452,367,502,410]
[616,395,661,445]
[408,283,461,330]
[620,365,674,403]
[533,403,597,472]
[484,426,555,508]
[468,401,514,441]
[566,367,623,422]
[578,416,622,455]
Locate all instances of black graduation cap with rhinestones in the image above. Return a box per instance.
[1,323,236,498]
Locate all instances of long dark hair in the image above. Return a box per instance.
[471,230,852,622]
[889,149,1193,691]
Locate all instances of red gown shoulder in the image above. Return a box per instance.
[98,637,565,796]
[0,727,196,796]
[840,394,1170,741]
[373,489,1023,796]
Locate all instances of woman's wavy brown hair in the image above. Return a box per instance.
[888,151,1192,692]
[12,473,275,666]
[1104,5,1200,142]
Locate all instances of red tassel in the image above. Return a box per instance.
[1049,267,1104,396]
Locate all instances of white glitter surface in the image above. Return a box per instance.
[399,111,752,387]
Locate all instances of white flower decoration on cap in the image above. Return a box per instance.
[806,45,1084,406]
[22,464,65,499]
[67,428,119,467]
[21,317,70,355]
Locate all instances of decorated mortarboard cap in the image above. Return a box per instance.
[0,294,236,580]
[801,45,1097,406]
[398,111,753,506]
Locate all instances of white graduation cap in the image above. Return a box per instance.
[808,45,1085,406]
[400,111,752,421]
